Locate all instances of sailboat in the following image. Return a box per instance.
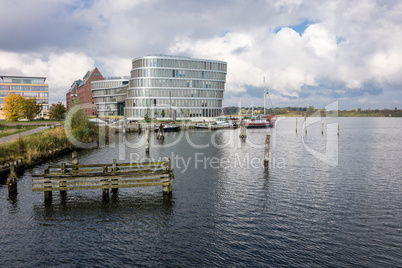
[243,78,275,128]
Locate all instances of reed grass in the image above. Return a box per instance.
[0,127,71,164]
[0,111,105,164]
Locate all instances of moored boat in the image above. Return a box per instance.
[195,118,234,130]
[244,116,270,128]
[154,124,180,132]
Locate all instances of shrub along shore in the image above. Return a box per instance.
[0,109,101,179]
[0,126,71,164]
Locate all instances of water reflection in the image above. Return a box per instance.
[7,193,19,213]
[1,118,402,267]
[34,192,174,221]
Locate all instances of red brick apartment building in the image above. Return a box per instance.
[66,68,103,115]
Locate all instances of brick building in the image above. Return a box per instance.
[66,68,103,115]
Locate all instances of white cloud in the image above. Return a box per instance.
[0,51,95,104]
[1,0,402,108]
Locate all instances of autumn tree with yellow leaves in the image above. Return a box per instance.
[22,97,41,121]
[2,94,41,121]
[2,94,25,121]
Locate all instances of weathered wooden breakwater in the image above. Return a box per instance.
[0,146,74,182]
[32,157,174,202]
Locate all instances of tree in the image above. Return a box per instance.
[307,106,315,115]
[2,94,24,121]
[144,111,150,122]
[49,102,67,121]
[22,98,41,121]
[161,109,165,118]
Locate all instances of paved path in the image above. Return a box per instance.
[0,127,49,143]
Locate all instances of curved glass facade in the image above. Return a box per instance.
[126,55,227,120]
[92,78,129,116]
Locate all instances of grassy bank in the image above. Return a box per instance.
[0,124,37,138]
[0,127,71,164]
[0,122,101,164]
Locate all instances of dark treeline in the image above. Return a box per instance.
[223,106,402,117]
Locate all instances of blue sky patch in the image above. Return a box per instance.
[274,19,316,35]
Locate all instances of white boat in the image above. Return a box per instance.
[244,116,270,128]
[195,118,234,130]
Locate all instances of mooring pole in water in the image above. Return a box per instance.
[60,162,67,196]
[264,134,271,167]
[138,123,141,134]
[239,121,247,138]
[157,124,164,140]
[163,157,172,195]
[145,129,150,153]
[296,118,297,133]
[7,164,17,195]
[338,125,339,136]
[72,150,79,169]
[111,159,118,194]
[102,166,109,198]
[44,167,52,202]
[322,123,324,135]
[304,116,307,134]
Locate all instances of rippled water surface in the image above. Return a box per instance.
[1,117,401,267]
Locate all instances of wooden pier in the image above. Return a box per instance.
[32,157,174,202]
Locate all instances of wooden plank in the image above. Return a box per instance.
[32,169,169,178]
[33,177,170,188]
[32,179,169,189]
[33,175,170,186]
[33,182,167,192]
[116,162,165,167]
[46,161,165,169]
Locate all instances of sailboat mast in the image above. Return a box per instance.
[263,77,266,116]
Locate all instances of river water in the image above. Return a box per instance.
[0,117,401,267]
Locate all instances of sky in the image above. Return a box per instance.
[1,0,402,110]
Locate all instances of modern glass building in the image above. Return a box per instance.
[0,76,49,120]
[126,55,227,120]
[91,77,129,116]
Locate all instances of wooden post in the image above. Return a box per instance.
[111,159,118,194]
[112,159,117,171]
[304,116,307,134]
[72,150,79,170]
[157,124,165,140]
[60,162,67,196]
[296,118,297,133]
[145,129,150,153]
[102,166,109,198]
[163,157,172,194]
[7,164,17,194]
[138,123,142,134]
[239,121,247,138]
[44,167,52,202]
[322,123,324,135]
[337,125,339,136]
[264,134,270,167]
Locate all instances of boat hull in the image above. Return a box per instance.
[154,126,180,132]
[244,123,270,128]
